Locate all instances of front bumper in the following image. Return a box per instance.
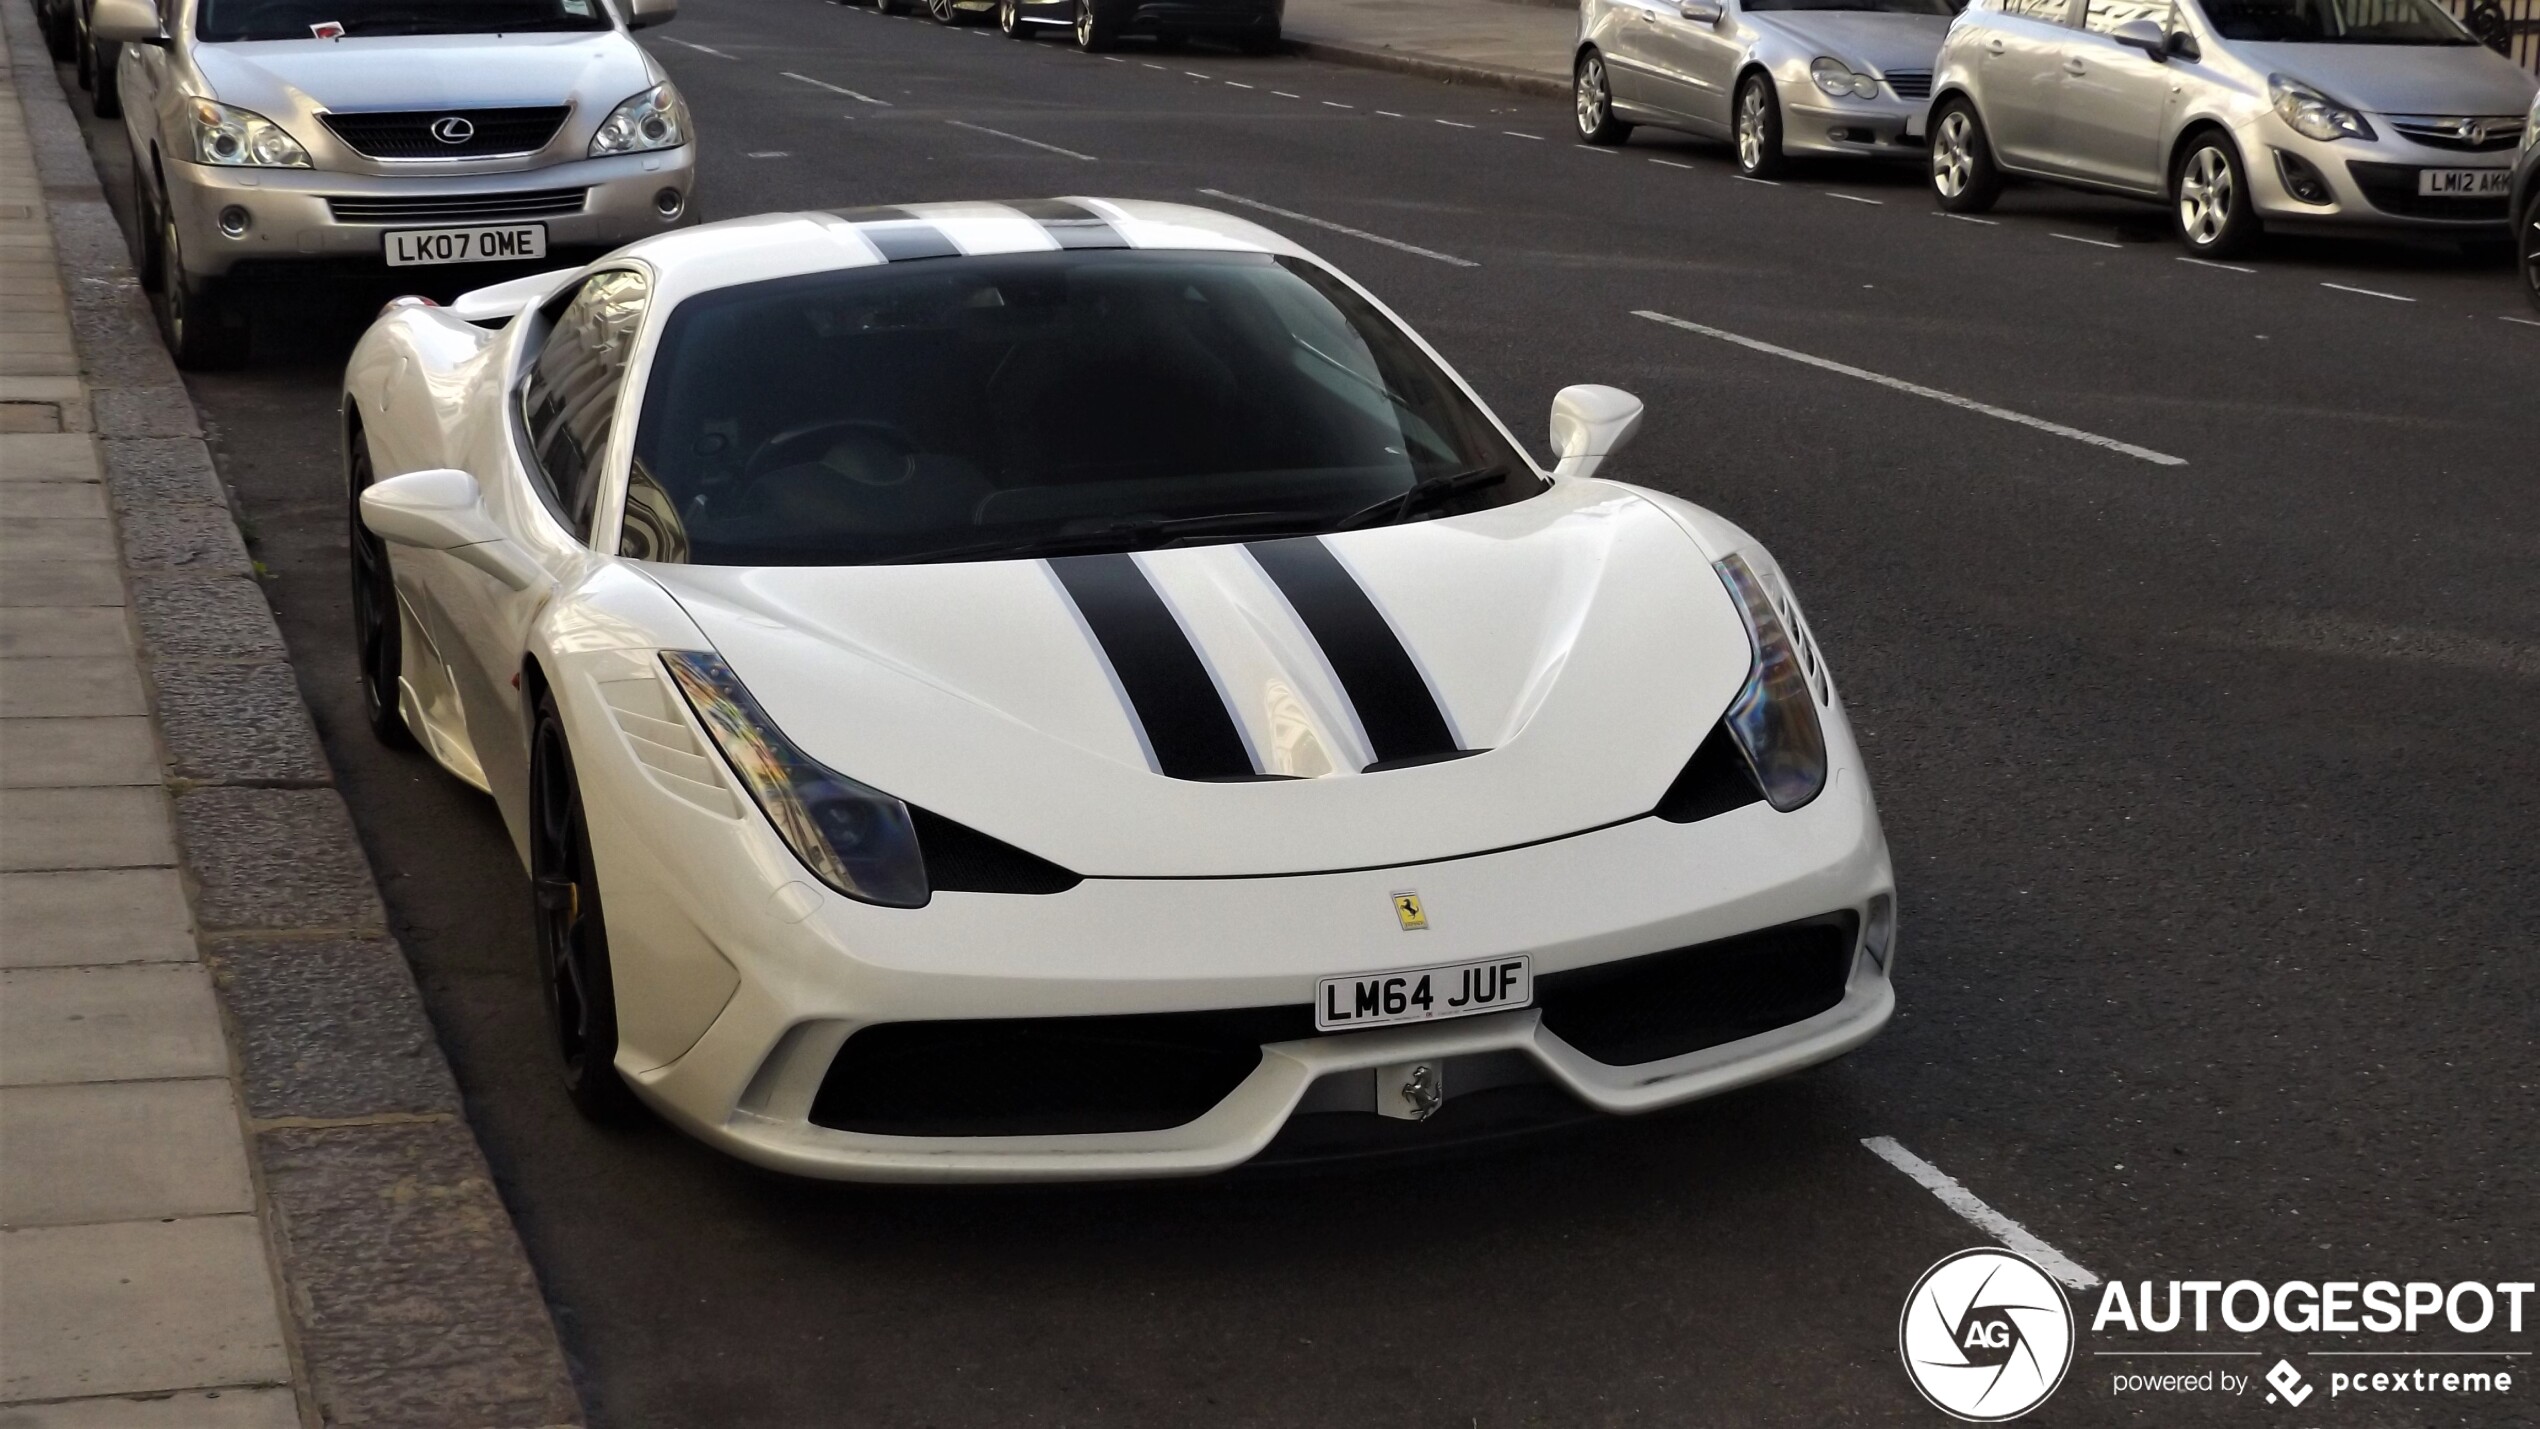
[2242,114,2516,233]
[562,652,1897,1182]
[162,146,697,281]
[1785,92,1931,163]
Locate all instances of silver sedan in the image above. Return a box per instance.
[1575,0,1959,176]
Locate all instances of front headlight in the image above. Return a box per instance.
[2269,74,2375,143]
[2523,92,2538,153]
[1714,553,1828,812]
[662,651,929,908]
[589,83,688,157]
[1811,57,1880,101]
[187,100,310,168]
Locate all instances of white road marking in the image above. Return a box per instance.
[783,71,890,104]
[1650,157,1694,169]
[1225,80,1253,88]
[1186,70,1211,78]
[1435,118,1475,128]
[2177,256,2252,273]
[1197,189,1477,267]
[1635,309,2187,467]
[1941,213,1999,225]
[2322,281,2413,302]
[1503,131,1544,140]
[1732,174,1779,186]
[1828,192,1882,205]
[2052,232,2120,248]
[1103,54,1123,61]
[1144,62,1167,69]
[1274,90,1303,98]
[1861,1137,2101,1291]
[1376,110,1403,117]
[946,120,1098,160]
[1577,145,1617,154]
[2503,315,2540,328]
[745,150,787,158]
[663,36,732,56]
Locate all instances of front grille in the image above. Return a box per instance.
[318,106,571,160]
[2387,115,2524,154]
[1882,69,1933,100]
[810,1006,1316,1137]
[2343,161,2510,220]
[324,188,588,224]
[1536,914,1857,1067]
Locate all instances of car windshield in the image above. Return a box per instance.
[1745,0,1959,14]
[2192,0,2475,42]
[623,249,1537,567]
[195,0,613,42]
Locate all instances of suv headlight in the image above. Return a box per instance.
[1811,57,1880,101]
[2269,75,2375,142]
[187,100,310,168]
[663,651,929,908]
[1714,553,1828,811]
[590,82,688,157]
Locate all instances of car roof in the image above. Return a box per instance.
[606,198,1322,307]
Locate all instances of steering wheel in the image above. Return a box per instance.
[742,419,921,485]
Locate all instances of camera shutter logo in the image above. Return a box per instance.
[1899,1248,2076,1421]
[430,116,476,146]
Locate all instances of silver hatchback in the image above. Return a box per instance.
[91,0,698,366]
[1927,0,2539,255]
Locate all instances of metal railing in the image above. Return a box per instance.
[2445,0,2540,74]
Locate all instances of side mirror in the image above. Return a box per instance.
[1548,385,1645,482]
[88,0,166,44]
[627,0,676,28]
[2164,27,2200,60]
[1679,0,1724,22]
[360,469,543,591]
[2110,17,2167,58]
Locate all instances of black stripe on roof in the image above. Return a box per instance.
[1248,537,1461,770]
[1003,198,1130,250]
[1049,554,1256,781]
[827,206,961,262]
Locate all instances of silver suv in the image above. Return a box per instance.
[91,0,698,366]
[1927,0,2539,256]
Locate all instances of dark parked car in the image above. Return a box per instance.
[2517,92,2540,312]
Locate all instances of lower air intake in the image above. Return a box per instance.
[1535,914,1857,1067]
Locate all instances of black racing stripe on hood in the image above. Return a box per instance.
[1048,553,1257,780]
[1002,198,1129,250]
[1247,536,1460,767]
[826,206,962,262]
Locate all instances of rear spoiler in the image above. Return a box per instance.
[446,267,584,326]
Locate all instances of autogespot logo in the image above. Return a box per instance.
[1901,1249,2077,1421]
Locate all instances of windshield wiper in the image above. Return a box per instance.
[886,510,1334,566]
[1331,465,1509,532]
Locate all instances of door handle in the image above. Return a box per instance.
[1985,37,2006,53]
[2063,55,2086,73]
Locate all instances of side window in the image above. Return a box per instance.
[2083,0,2171,30]
[521,268,649,542]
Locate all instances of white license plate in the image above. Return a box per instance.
[1315,954,1531,1032]
[2417,167,2510,197]
[384,223,548,267]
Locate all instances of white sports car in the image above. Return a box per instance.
[344,198,1897,1182]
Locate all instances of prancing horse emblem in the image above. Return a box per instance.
[430,116,476,145]
[1392,891,1427,931]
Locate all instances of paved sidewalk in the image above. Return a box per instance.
[2,8,585,1425]
[1285,0,1572,94]
[0,37,303,1429]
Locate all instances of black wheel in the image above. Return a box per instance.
[346,439,417,750]
[75,19,95,90]
[928,0,964,24]
[530,695,645,1125]
[91,41,121,118]
[1929,97,2001,213]
[875,0,904,14]
[1733,72,1786,178]
[150,183,249,369]
[1236,22,1279,53]
[1073,0,1117,50]
[1575,49,1631,146]
[2519,191,2540,315]
[998,0,1027,36]
[43,2,76,61]
[2170,131,2260,258]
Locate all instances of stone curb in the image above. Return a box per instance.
[6,7,587,1426]
[1286,36,1568,100]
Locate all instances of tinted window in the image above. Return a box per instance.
[2084,0,2171,30]
[625,251,1536,567]
[196,0,611,42]
[522,269,648,542]
[2192,0,2472,40]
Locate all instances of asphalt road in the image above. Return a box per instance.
[45,8,2540,1425]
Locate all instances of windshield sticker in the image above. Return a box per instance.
[563,0,593,14]
[308,18,345,36]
